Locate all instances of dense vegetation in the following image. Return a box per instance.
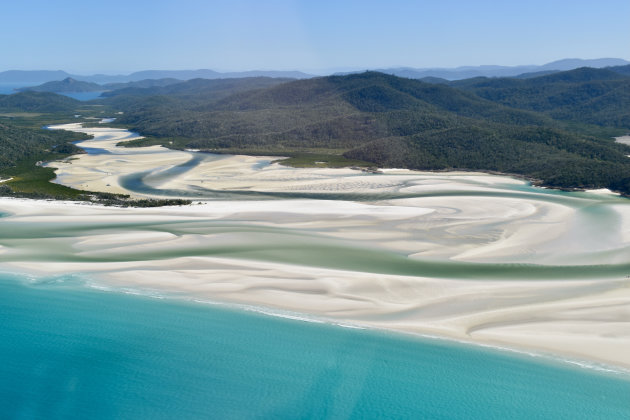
[3,68,630,199]
[449,67,630,128]
[0,99,189,206]
[105,70,630,194]
[20,77,199,95]
[0,122,86,169]
[110,72,551,147]
[0,91,80,113]
[0,118,92,199]
[19,77,103,93]
[101,76,294,100]
[102,78,183,91]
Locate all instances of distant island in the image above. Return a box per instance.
[1,58,628,86]
[17,77,103,93]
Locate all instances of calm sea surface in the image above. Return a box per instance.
[0,84,39,95]
[1,273,629,419]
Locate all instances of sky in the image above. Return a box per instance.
[1,0,628,74]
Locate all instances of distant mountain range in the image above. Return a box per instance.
[17,78,103,93]
[1,58,628,88]
[0,69,314,85]
[351,58,630,80]
[16,77,188,93]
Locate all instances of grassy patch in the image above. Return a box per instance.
[117,136,180,148]
[117,135,376,168]
[276,153,374,168]
[1,154,86,198]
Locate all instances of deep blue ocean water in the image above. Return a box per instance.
[1,273,629,419]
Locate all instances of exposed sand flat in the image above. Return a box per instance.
[2,123,627,372]
[45,125,193,197]
[1,196,629,371]
[45,123,540,199]
[6,252,630,371]
[615,135,630,146]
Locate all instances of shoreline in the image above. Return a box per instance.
[1,123,628,375]
[85,276,630,377]
[1,196,629,373]
[2,263,628,376]
[40,123,630,200]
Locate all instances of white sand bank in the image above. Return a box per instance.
[6,123,628,372]
[615,135,630,146]
[45,123,537,199]
[1,197,629,371]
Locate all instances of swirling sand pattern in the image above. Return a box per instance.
[0,123,625,371]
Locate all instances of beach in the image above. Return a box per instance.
[1,123,628,372]
[1,195,629,371]
[615,135,630,146]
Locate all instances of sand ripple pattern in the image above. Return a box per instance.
[2,123,626,372]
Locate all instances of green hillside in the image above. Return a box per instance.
[113,72,550,147]
[0,121,85,169]
[2,70,628,198]
[19,77,103,93]
[102,76,293,99]
[109,71,630,194]
[0,118,188,206]
[450,67,630,128]
[0,91,81,113]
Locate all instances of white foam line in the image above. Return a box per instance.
[80,278,630,377]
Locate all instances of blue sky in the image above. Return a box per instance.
[1,0,628,73]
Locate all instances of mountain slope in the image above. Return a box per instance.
[19,77,103,93]
[110,71,630,194]
[113,72,550,147]
[0,121,85,169]
[0,91,80,112]
[102,78,183,91]
[608,64,630,77]
[343,58,630,80]
[450,67,630,128]
[102,76,294,99]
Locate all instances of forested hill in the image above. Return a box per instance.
[18,77,102,93]
[0,91,80,113]
[608,64,630,76]
[101,77,295,99]
[100,77,297,117]
[112,71,552,146]
[449,67,630,128]
[0,121,85,169]
[109,70,630,194]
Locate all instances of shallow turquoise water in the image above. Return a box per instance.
[1,273,629,419]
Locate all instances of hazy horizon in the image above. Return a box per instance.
[3,0,629,74]
[1,57,628,78]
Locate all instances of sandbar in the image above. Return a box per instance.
[1,123,626,372]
